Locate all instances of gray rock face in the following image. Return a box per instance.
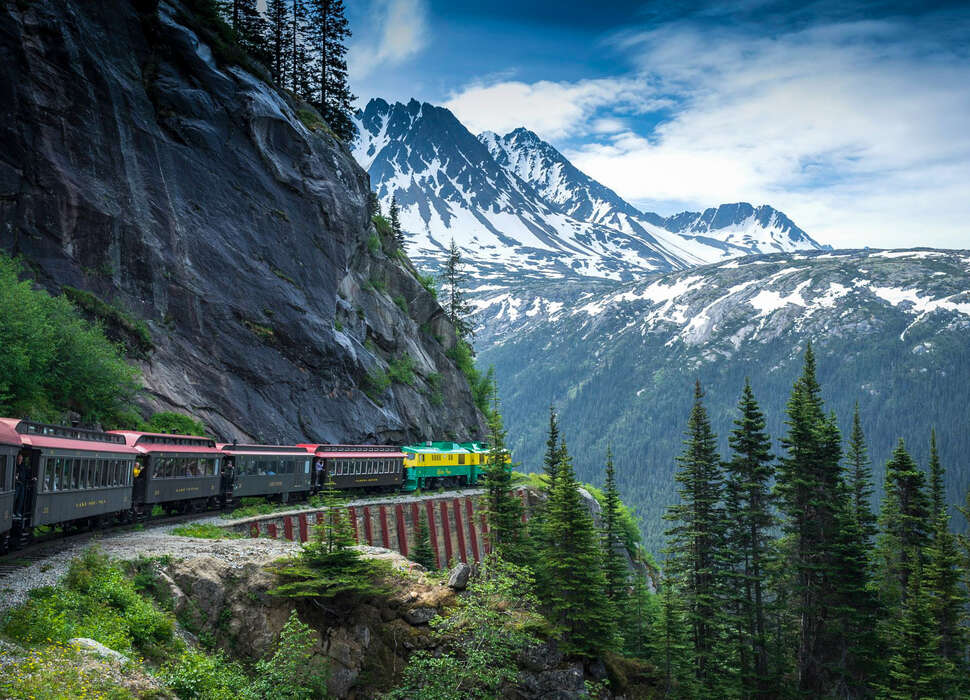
[0,0,485,443]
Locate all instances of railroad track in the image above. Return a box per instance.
[0,511,208,580]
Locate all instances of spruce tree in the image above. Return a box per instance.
[482,393,525,564]
[928,429,945,522]
[922,432,966,692]
[723,379,775,699]
[880,560,948,700]
[266,0,293,86]
[367,190,380,218]
[775,344,847,695]
[651,567,698,699]
[542,405,560,488]
[412,508,436,571]
[846,403,877,542]
[308,0,356,140]
[663,380,727,694]
[442,238,474,340]
[601,447,629,609]
[876,439,931,602]
[389,196,404,247]
[545,437,615,655]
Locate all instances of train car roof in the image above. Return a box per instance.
[0,418,139,454]
[110,430,220,453]
[218,444,311,456]
[299,444,406,459]
[401,441,491,454]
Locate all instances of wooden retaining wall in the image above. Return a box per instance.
[225,490,531,566]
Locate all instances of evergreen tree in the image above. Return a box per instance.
[290,0,312,98]
[481,393,525,564]
[307,0,356,140]
[542,405,560,488]
[624,571,655,660]
[412,508,437,571]
[775,344,847,695]
[545,437,615,655]
[651,567,698,699]
[880,560,948,700]
[723,379,775,699]
[663,380,727,694]
[441,239,474,340]
[271,479,384,599]
[876,439,931,602]
[922,433,966,693]
[846,403,878,543]
[601,447,629,611]
[266,0,293,86]
[389,195,404,246]
[928,429,945,522]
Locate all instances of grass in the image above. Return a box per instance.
[172,523,243,540]
[242,319,275,343]
[393,294,409,313]
[365,354,417,402]
[270,266,296,285]
[417,272,438,300]
[296,107,335,137]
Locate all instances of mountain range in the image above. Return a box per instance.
[353,98,824,283]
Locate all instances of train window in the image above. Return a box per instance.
[42,459,52,492]
[93,460,102,488]
[59,458,69,491]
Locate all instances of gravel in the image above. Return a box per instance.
[0,520,299,616]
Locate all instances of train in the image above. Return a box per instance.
[0,417,502,553]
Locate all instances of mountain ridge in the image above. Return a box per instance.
[353,98,823,282]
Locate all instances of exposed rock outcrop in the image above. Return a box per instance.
[0,0,485,443]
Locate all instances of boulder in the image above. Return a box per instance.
[402,606,437,625]
[446,562,471,590]
[68,638,129,664]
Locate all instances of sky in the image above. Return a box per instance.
[345,0,970,250]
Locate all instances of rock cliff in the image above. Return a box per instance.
[0,0,485,442]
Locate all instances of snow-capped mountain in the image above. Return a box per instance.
[661,202,819,254]
[353,99,823,283]
[354,99,685,281]
[476,249,970,551]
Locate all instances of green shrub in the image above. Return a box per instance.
[0,255,140,423]
[367,234,382,255]
[426,372,444,406]
[372,215,393,239]
[250,611,329,700]
[388,354,416,386]
[161,649,255,700]
[270,266,296,285]
[2,547,174,661]
[418,272,438,300]
[393,294,409,313]
[230,497,279,519]
[140,411,207,436]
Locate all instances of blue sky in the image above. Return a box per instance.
[346,0,970,249]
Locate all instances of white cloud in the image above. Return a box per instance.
[447,16,970,249]
[443,78,670,140]
[349,0,429,79]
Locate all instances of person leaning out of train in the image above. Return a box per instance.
[314,459,324,488]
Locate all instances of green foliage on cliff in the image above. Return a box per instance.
[250,611,329,700]
[447,339,494,416]
[0,254,140,425]
[390,556,544,699]
[141,411,208,436]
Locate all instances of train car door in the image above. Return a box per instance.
[132,456,148,506]
[12,448,39,535]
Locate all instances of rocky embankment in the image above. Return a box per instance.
[0,0,484,442]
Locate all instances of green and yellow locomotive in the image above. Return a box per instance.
[401,441,499,491]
